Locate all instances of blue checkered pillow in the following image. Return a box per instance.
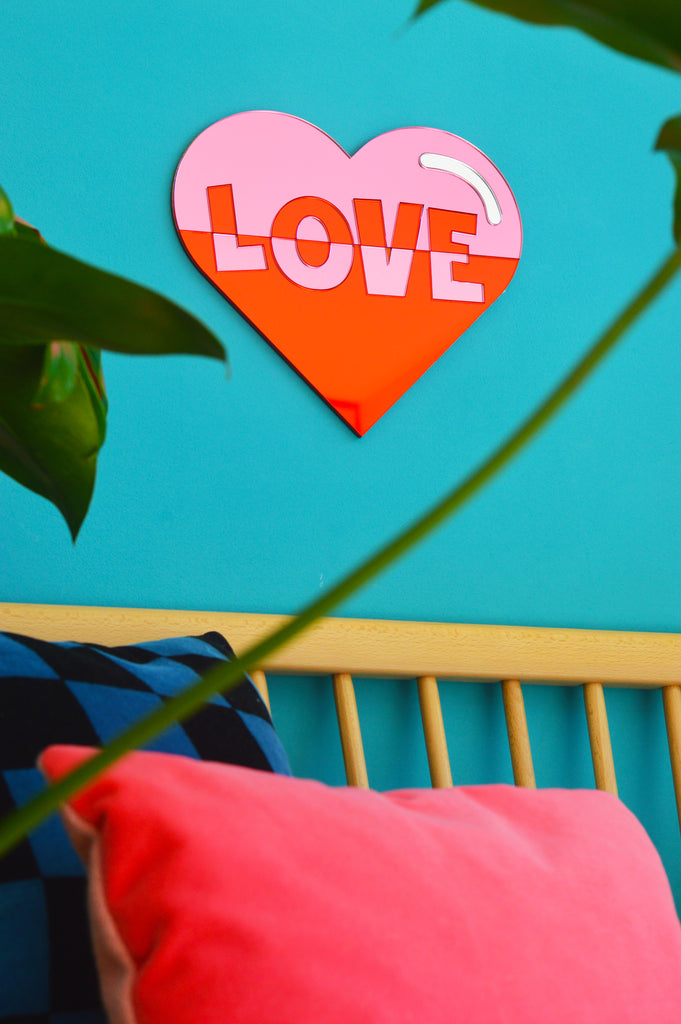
[0,630,290,1023]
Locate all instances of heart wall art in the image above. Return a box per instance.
[172,111,522,436]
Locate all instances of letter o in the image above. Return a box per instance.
[271,196,354,291]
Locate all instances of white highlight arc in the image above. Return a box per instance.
[419,152,502,225]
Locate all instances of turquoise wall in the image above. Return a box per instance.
[3,3,681,893]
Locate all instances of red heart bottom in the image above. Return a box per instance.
[180,229,518,435]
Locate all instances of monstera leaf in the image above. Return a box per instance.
[415,0,681,74]
[0,184,225,538]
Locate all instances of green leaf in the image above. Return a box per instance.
[655,114,681,245]
[0,187,225,536]
[0,185,16,237]
[14,219,46,245]
[0,342,107,539]
[33,342,80,405]
[0,200,108,536]
[414,0,681,75]
[0,235,226,360]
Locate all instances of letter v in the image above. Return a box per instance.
[354,199,422,297]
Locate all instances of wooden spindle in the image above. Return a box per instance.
[332,673,369,788]
[583,682,617,795]
[249,669,271,714]
[417,675,453,788]
[501,679,536,788]
[662,685,681,836]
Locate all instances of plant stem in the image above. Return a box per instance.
[2,246,680,856]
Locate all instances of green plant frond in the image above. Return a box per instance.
[414,0,681,75]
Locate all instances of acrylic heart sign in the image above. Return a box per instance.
[173,111,522,435]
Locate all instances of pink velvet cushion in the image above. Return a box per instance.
[40,745,681,1024]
